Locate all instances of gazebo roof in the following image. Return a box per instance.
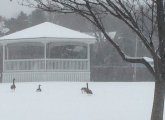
[0,22,95,43]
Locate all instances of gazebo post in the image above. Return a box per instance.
[87,44,90,71]
[2,44,5,72]
[44,42,47,70]
[87,43,91,81]
[6,46,8,60]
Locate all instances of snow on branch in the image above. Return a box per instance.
[143,57,154,63]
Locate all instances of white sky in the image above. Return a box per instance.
[0,0,33,18]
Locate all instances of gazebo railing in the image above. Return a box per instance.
[5,59,45,71]
[46,59,88,71]
[4,59,89,71]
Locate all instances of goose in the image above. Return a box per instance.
[81,83,93,94]
[11,78,16,91]
[36,84,42,92]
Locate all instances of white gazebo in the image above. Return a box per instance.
[0,22,95,82]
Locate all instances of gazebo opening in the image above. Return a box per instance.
[6,42,44,59]
[47,42,87,59]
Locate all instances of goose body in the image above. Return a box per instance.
[81,83,93,94]
[81,87,88,93]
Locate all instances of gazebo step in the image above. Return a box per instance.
[2,72,90,82]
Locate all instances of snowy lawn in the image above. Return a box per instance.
[0,82,154,120]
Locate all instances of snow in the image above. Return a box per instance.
[108,31,116,39]
[0,82,154,120]
[87,31,116,41]
[0,22,95,42]
[143,57,153,62]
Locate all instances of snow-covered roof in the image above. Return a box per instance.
[0,22,95,43]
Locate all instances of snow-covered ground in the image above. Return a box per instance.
[0,82,154,120]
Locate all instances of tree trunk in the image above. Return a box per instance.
[151,79,165,120]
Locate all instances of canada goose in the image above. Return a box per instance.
[11,78,16,91]
[36,84,42,92]
[81,83,93,94]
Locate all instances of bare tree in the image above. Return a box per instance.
[19,0,165,120]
